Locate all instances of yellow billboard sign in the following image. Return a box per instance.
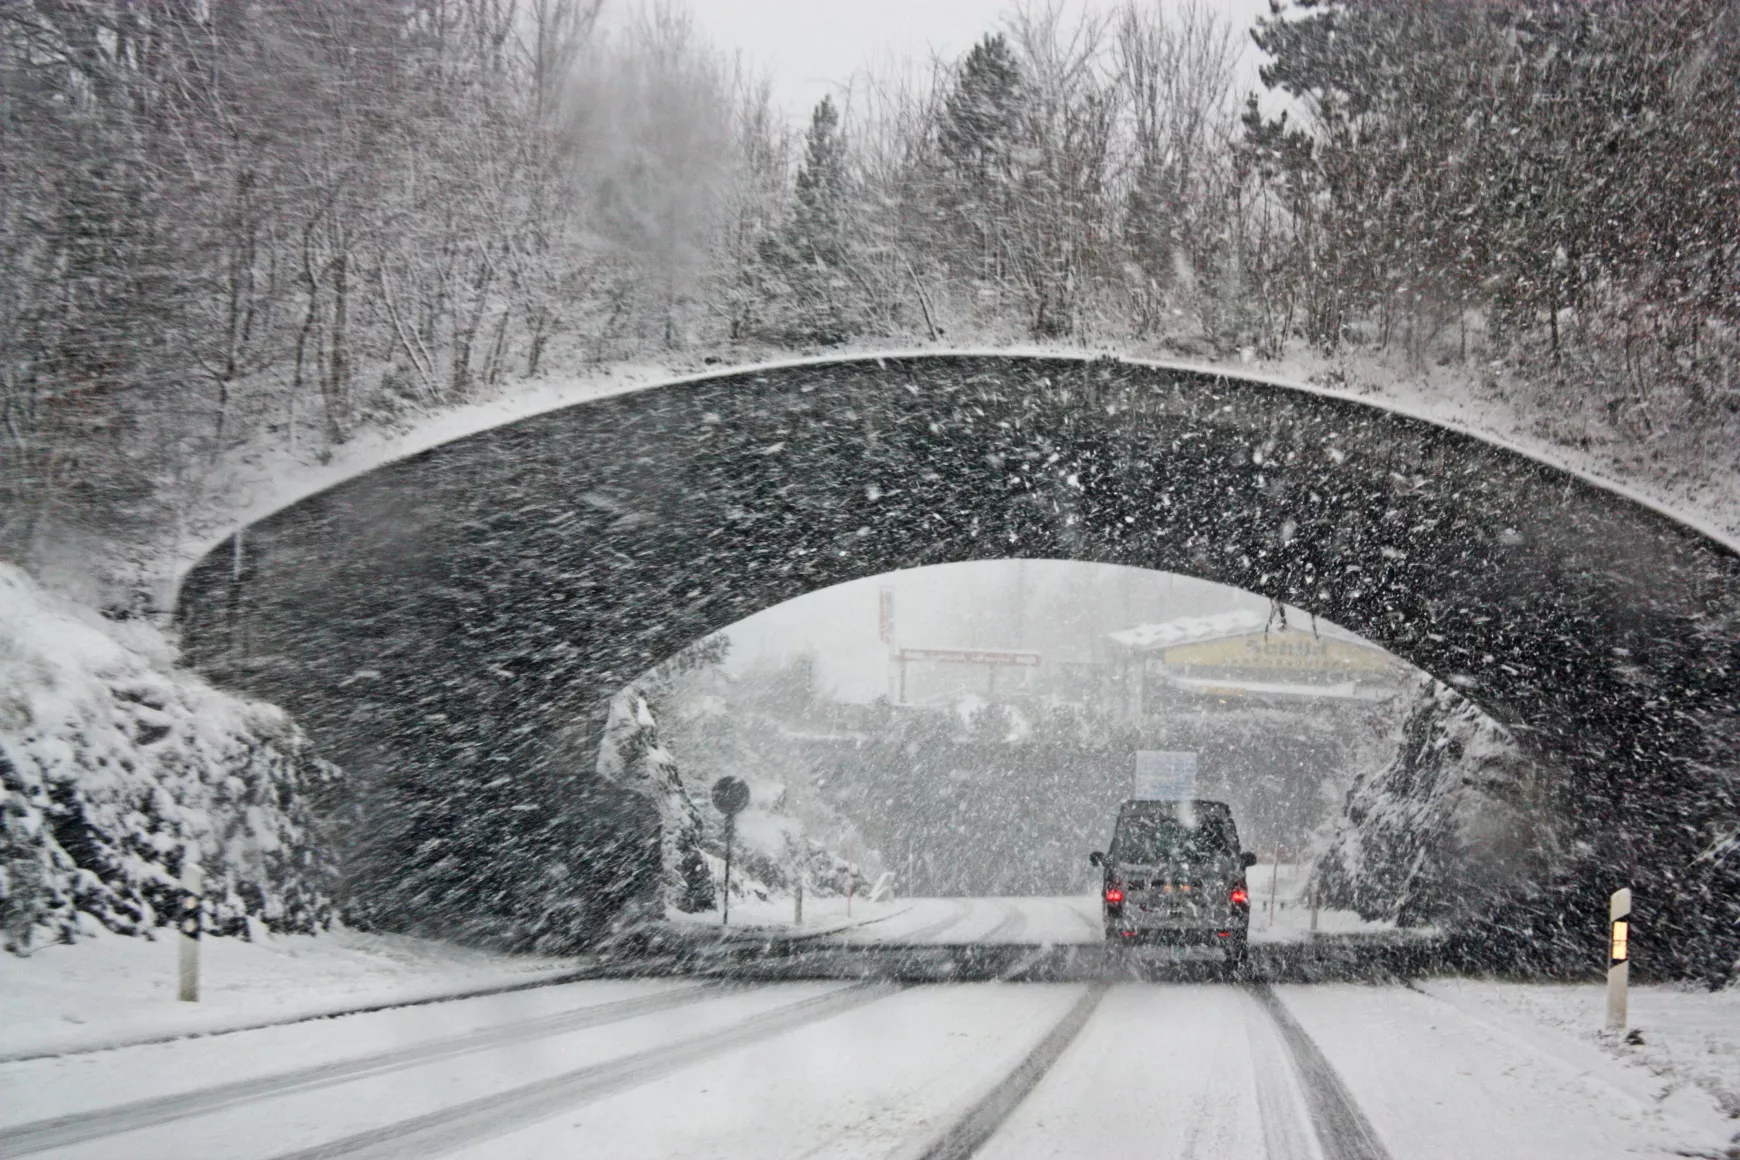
[1161,630,1396,676]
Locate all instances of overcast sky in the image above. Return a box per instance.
[606,0,1277,123]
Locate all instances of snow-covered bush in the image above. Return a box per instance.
[1313,675,1556,927]
[0,565,339,954]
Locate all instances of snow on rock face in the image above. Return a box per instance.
[652,668,879,906]
[1314,674,1555,927]
[594,689,714,914]
[0,565,338,954]
[703,778,875,907]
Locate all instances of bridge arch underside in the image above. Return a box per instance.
[178,356,1740,975]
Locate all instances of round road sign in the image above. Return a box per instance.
[711,776,750,816]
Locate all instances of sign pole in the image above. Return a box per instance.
[709,777,750,930]
[178,854,203,1003]
[722,813,734,927]
[1607,887,1631,1032]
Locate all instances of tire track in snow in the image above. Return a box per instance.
[1242,989,1325,1160]
[1062,896,1103,938]
[977,902,1028,945]
[0,982,730,1158]
[841,899,974,945]
[260,981,900,1160]
[904,984,1107,1160]
[1251,984,1393,1160]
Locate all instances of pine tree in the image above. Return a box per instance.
[938,34,1023,180]
[760,96,855,344]
[790,96,848,270]
[933,33,1026,294]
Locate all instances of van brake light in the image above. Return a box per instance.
[1229,886,1249,906]
[1105,887,1124,904]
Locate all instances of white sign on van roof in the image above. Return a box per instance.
[1134,751,1198,800]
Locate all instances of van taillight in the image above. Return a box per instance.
[1105,887,1124,904]
[1230,886,1249,906]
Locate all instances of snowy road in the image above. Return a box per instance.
[4,967,1730,1159]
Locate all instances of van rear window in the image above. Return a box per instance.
[1111,813,1235,863]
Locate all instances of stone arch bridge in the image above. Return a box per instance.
[176,355,1740,973]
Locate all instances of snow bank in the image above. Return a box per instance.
[1314,674,1554,926]
[0,923,581,1060]
[0,565,339,954]
[1415,979,1740,1125]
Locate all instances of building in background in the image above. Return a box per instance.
[1100,610,1408,720]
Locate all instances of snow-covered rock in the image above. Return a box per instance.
[1314,674,1556,927]
[594,689,714,914]
[0,565,339,954]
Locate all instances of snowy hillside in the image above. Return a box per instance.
[0,566,339,954]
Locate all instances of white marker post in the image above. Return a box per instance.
[794,877,804,926]
[178,856,203,1003]
[846,837,857,919]
[1607,887,1631,1032]
[1268,844,1283,929]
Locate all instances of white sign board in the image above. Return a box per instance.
[1134,751,1198,801]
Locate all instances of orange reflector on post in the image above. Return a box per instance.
[1611,919,1629,962]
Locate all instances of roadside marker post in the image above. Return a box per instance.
[1607,887,1631,1032]
[1268,844,1283,929]
[711,777,750,927]
[794,877,804,926]
[846,836,857,919]
[178,855,203,1003]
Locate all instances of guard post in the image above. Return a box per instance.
[711,777,750,926]
[1607,887,1631,1032]
[178,853,203,1003]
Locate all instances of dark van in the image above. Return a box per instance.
[1090,799,1256,967]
